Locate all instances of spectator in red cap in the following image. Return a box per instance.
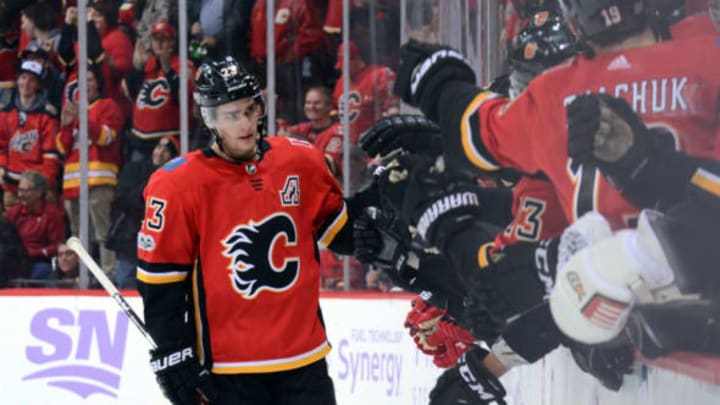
[108,135,179,289]
[0,59,60,209]
[124,19,194,161]
[333,41,399,144]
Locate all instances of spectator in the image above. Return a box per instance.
[0,214,30,286]
[283,86,336,142]
[0,59,60,209]
[88,0,134,82]
[108,135,179,289]
[20,2,63,64]
[20,46,65,116]
[189,0,254,66]
[5,170,64,281]
[124,20,194,161]
[54,241,79,286]
[0,6,20,88]
[333,41,399,144]
[135,0,177,49]
[57,63,124,279]
[250,0,331,123]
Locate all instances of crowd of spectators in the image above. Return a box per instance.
[0,0,404,291]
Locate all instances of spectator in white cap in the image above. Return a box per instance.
[0,59,60,208]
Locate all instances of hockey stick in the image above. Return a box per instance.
[66,237,158,350]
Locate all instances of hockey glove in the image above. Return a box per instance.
[568,342,634,392]
[150,346,217,405]
[567,93,697,208]
[394,39,476,120]
[394,156,484,249]
[360,114,443,159]
[406,296,477,368]
[567,94,652,180]
[429,346,507,405]
[463,239,559,341]
[353,206,422,290]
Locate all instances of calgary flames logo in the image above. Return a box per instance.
[222,213,300,299]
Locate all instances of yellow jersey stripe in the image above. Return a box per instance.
[136,266,188,284]
[477,242,495,269]
[691,168,720,197]
[318,202,348,248]
[461,92,500,171]
[212,341,331,374]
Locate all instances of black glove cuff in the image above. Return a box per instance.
[415,189,483,247]
[610,148,698,209]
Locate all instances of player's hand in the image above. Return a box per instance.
[150,346,217,405]
[429,346,507,405]
[569,342,634,392]
[398,156,484,249]
[406,296,476,368]
[353,207,413,274]
[360,114,442,159]
[394,39,476,120]
[566,94,653,186]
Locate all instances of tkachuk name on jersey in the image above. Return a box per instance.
[564,76,689,114]
[416,191,480,240]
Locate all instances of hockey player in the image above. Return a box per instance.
[551,92,720,353]
[137,57,357,405]
[370,0,718,331]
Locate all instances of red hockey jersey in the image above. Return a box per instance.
[56,98,124,198]
[333,64,398,144]
[129,56,194,140]
[494,177,568,247]
[0,109,60,191]
[454,35,720,229]
[137,137,348,374]
[250,0,328,63]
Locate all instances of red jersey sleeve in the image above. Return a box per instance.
[88,99,124,147]
[137,164,197,283]
[458,90,548,175]
[299,140,347,250]
[136,158,198,349]
[40,115,60,189]
[324,0,342,34]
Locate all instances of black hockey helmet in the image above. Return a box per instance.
[508,10,577,97]
[512,0,562,19]
[194,56,266,137]
[559,0,648,46]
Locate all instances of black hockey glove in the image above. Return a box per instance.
[567,93,697,208]
[567,93,653,183]
[150,346,217,405]
[464,239,559,340]
[394,39,476,120]
[353,206,421,290]
[360,114,443,159]
[429,346,507,405]
[394,156,484,249]
[568,342,634,392]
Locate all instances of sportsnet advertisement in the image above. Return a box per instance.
[0,292,440,405]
